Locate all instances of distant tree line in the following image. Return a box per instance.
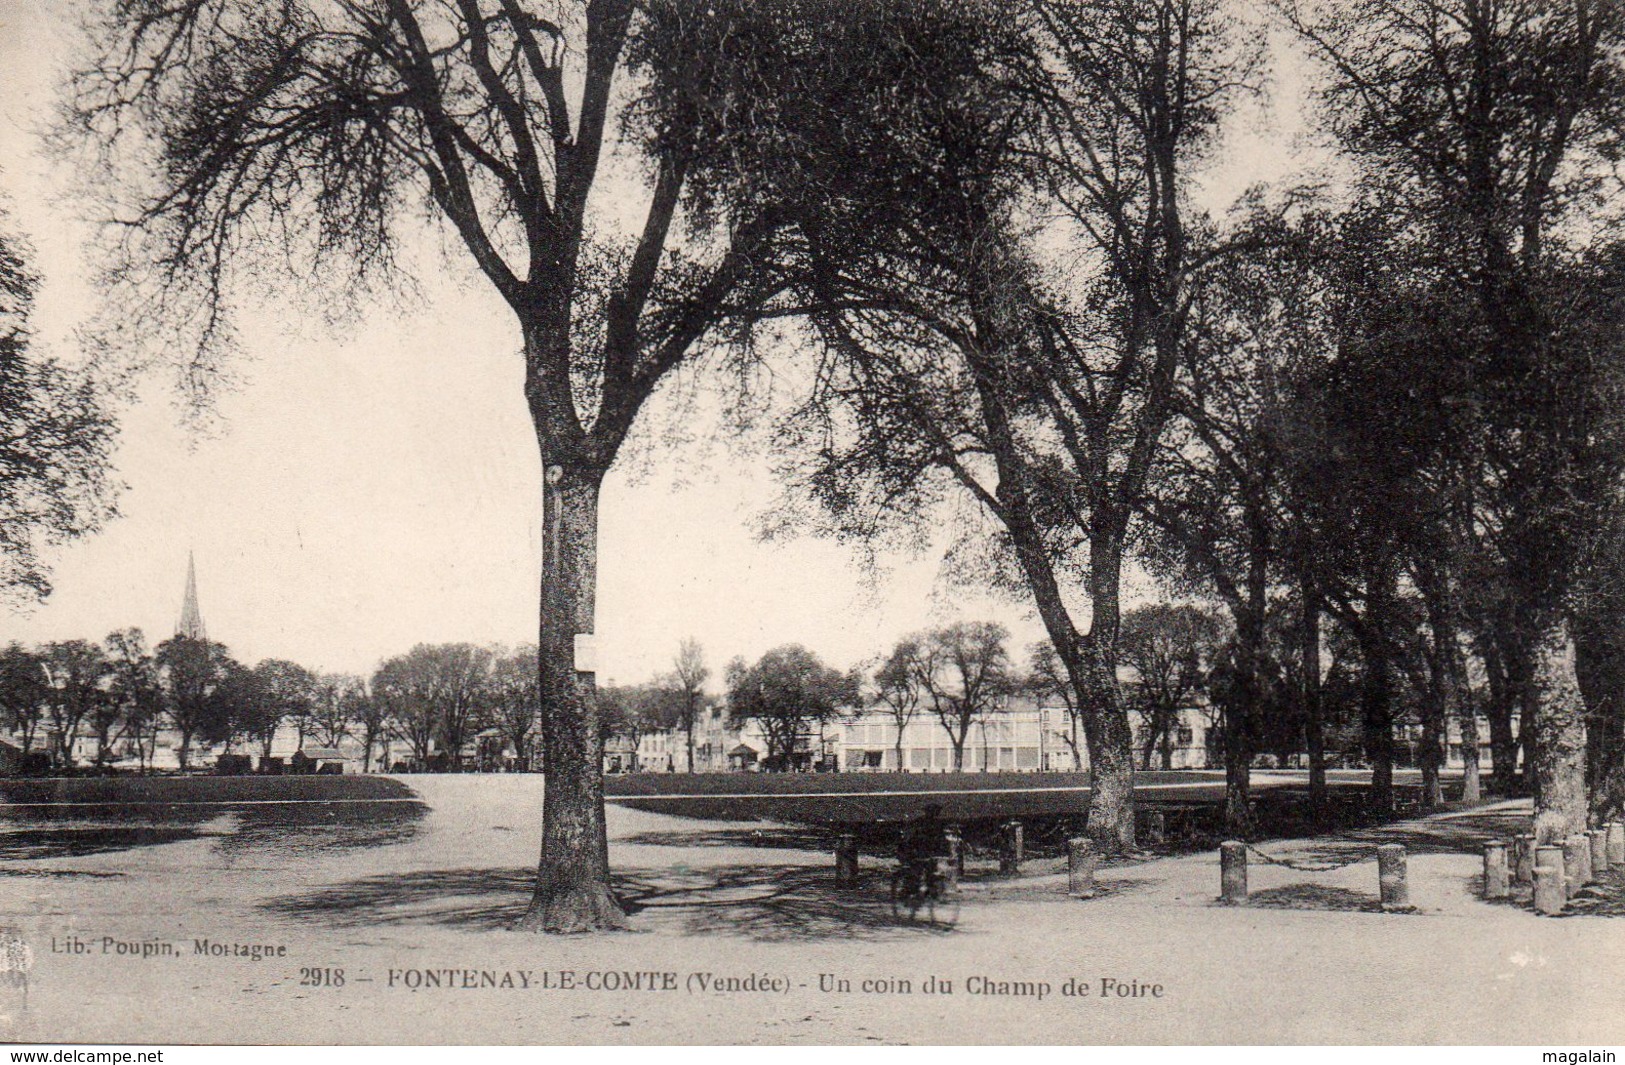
[0,633,536,774]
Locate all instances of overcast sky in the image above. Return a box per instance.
[0,1,1317,688]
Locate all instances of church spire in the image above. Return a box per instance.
[177,551,206,641]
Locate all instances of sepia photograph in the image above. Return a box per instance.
[0,0,1623,1048]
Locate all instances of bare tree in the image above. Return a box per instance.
[345,682,390,774]
[0,643,48,757]
[58,0,828,931]
[490,646,540,771]
[914,622,1013,772]
[668,637,708,772]
[872,638,924,772]
[371,643,492,769]
[104,629,162,771]
[1027,642,1082,770]
[1119,606,1224,772]
[310,673,363,750]
[40,639,110,767]
[155,636,236,770]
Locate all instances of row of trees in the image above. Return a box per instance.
[0,630,334,771]
[736,0,1625,856]
[0,633,537,773]
[0,632,729,778]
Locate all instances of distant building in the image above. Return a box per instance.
[603,732,638,774]
[177,550,207,641]
[602,691,1224,774]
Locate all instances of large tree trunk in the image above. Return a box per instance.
[1078,531,1136,852]
[1361,648,1395,817]
[1575,535,1625,823]
[1300,576,1327,818]
[1138,712,1159,771]
[1360,557,1399,815]
[1529,614,1589,845]
[1000,511,1136,850]
[1223,621,1264,834]
[1453,661,1482,804]
[1577,615,1625,823]
[1482,637,1520,793]
[1078,645,1137,851]
[1222,535,1270,834]
[1430,567,1481,804]
[1417,592,1446,808]
[1221,690,1254,835]
[518,464,627,933]
[1419,689,1444,808]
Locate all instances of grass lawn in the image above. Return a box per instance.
[0,772,418,805]
[602,768,1228,826]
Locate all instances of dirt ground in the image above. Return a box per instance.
[2,775,1621,1045]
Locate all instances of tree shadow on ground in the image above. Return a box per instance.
[0,864,127,878]
[261,862,972,941]
[0,799,426,861]
[1243,884,1388,913]
[218,810,424,859]
[263,867,534,931]
[616,864,949,941]
[969,875,1156,903]
[1558,869,1625,917]
[1288,808,1536,862]
[0,825,210,860]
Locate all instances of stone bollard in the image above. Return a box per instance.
[1590,828,1610,874]
[835,833,859,888]
[1068,837,1097,899]
[1378,844,1409,910]
[945,823,965,877]
[1515,834,1537,885]
[1560,838,1586,897]
[1141,809,1166,845]
[1533,862,1566,915]
[999,820,1024,876]
[1534,845,1566,908]
[934,855,959,898]
[1563,835,1591,895]
[1609,822,1625,868]
[1482,841,1509,900]
[1220,841,1248,905]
